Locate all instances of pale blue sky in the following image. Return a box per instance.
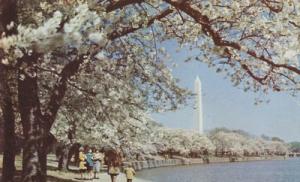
[152,41,300,142]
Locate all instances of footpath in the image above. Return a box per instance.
[47,155,151,182]
[47,170,151,182]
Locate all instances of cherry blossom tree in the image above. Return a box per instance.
[0,1,188,180]
[0,0,298,181]
[209,128,288,157]
[151,128,215,157]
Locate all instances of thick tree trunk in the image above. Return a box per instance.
[18,53,84,182]
[0,0,18,181]
[18,54,47,182]
[0,65,16,182]
[22,142,47,182]
[38,144,48,180]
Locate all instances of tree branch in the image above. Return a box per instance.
[240,63,271,85]
[67,80,97,97]
[261,0,283,13]
[43,5,173,130]
[164,0,300,75]
[106,0,144,12]
[108,8,173,40]
[43,55,84,130]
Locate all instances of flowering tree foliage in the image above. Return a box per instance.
[53,112,217,160]
[52,108,156,158]
[163,0,300,95]
[210,131,246,156]
[1,1,300,94]
[209,128,288,156]
[0,0,298,181]
[150,128,215,156]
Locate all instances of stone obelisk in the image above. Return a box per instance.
[195,76,204,135]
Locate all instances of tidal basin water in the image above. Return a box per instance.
[137,158,300,182]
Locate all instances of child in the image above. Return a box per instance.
[85,149,94,180]
[124,164,136,182]
[78,147,87,180]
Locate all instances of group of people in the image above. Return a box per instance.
[79,148,104,180]
[78,147,136,182]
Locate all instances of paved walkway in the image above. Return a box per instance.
[0,155,151,182]
[48,170,151,182]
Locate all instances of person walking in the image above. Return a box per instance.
[79,147,87,180]
[124,164,136,182]
[85,149,94,180]
[93,149,104,179]
[106,149,122,182]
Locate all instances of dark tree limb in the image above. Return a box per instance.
[43,6,173,131]
[106,0,144,12]
[164,0,300,76]
[108,8,173,40]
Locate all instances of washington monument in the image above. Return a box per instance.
[195,76,204,135]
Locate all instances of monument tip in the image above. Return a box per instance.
[195,76,201,84]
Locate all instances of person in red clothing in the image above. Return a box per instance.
[105,149,122,182]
